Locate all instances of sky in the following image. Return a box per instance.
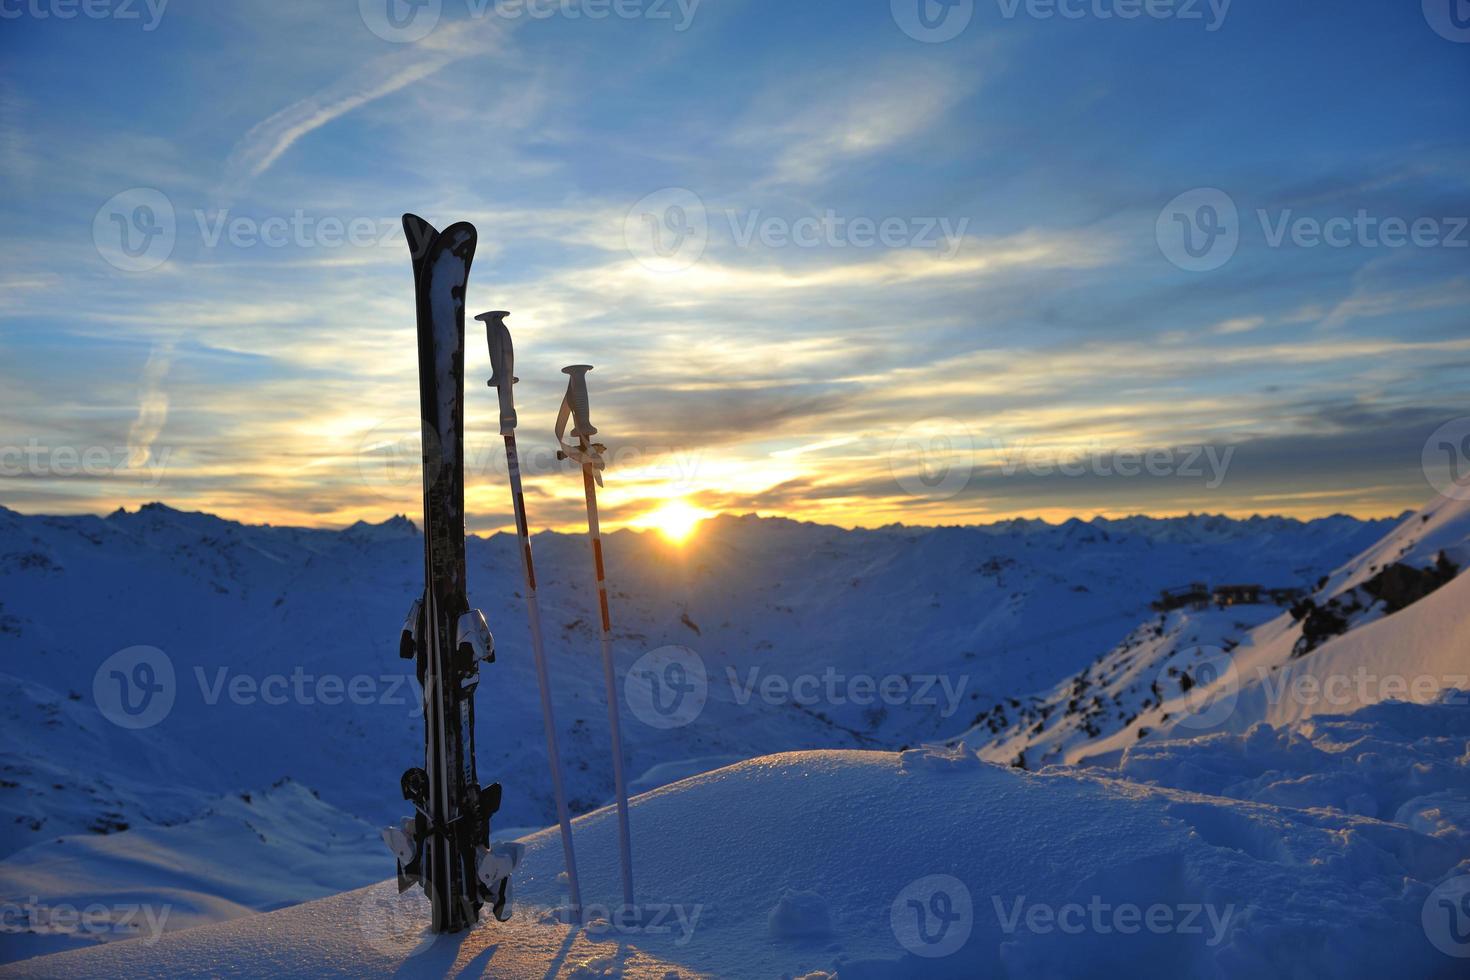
[1,0,1468,534]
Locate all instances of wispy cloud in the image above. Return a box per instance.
[217,20,508,200]
[734,62,973,186]
[0,80,35,183]
[127,342,174,468]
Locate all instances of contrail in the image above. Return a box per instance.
[128,342,173,469]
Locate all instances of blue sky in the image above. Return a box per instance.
[1,0,1467,532]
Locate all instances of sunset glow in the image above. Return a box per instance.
[634,500,711,544]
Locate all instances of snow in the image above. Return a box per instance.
[768,890,833,939]
[0,780,379,964]
[2,496,1467,974]
[6,704,1467,977]
[965,495,1470,767]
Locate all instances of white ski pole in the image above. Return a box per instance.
[556,364,635,912]
[477,311,583,923]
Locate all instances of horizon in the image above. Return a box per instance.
[3,2,1468,535]
[0,496,1418,540]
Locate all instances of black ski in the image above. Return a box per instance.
[383,213,520,933]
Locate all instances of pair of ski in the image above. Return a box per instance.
[383,214,632,934]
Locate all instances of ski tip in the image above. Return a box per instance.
[440,221,478,251]
[401,212,436,236]
[402,213,438,266]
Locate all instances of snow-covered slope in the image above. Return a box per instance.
[0,780,379,965]
[965,495,1470,767]
[0,502,1418,961]
[7,697,1468,979]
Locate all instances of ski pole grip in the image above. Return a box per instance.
[476,311,518,435]
[560,365,597,440]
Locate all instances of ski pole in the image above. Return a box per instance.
[556,365,635,912]
[477,311,583,924]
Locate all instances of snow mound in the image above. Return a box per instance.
[9,717,1468,979]
[768,889,833,939]
[898,742,982,772]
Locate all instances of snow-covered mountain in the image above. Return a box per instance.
[0,503,1394,844]
[6,498,1467,971]
[964,493,1470,768]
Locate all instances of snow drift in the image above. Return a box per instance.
[6,701,1468,978]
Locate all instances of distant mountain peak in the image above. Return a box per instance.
[342,515,419,540]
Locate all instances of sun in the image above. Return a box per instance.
[639,500,711,544]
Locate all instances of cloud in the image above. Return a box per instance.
[127,342,174,469]
[0,80,35,183]
[217,20,507,200]
[1211,315,1265,335]
[733,61,973,187]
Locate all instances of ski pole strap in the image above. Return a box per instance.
[556,365,606,484]
[477,311,518,436]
